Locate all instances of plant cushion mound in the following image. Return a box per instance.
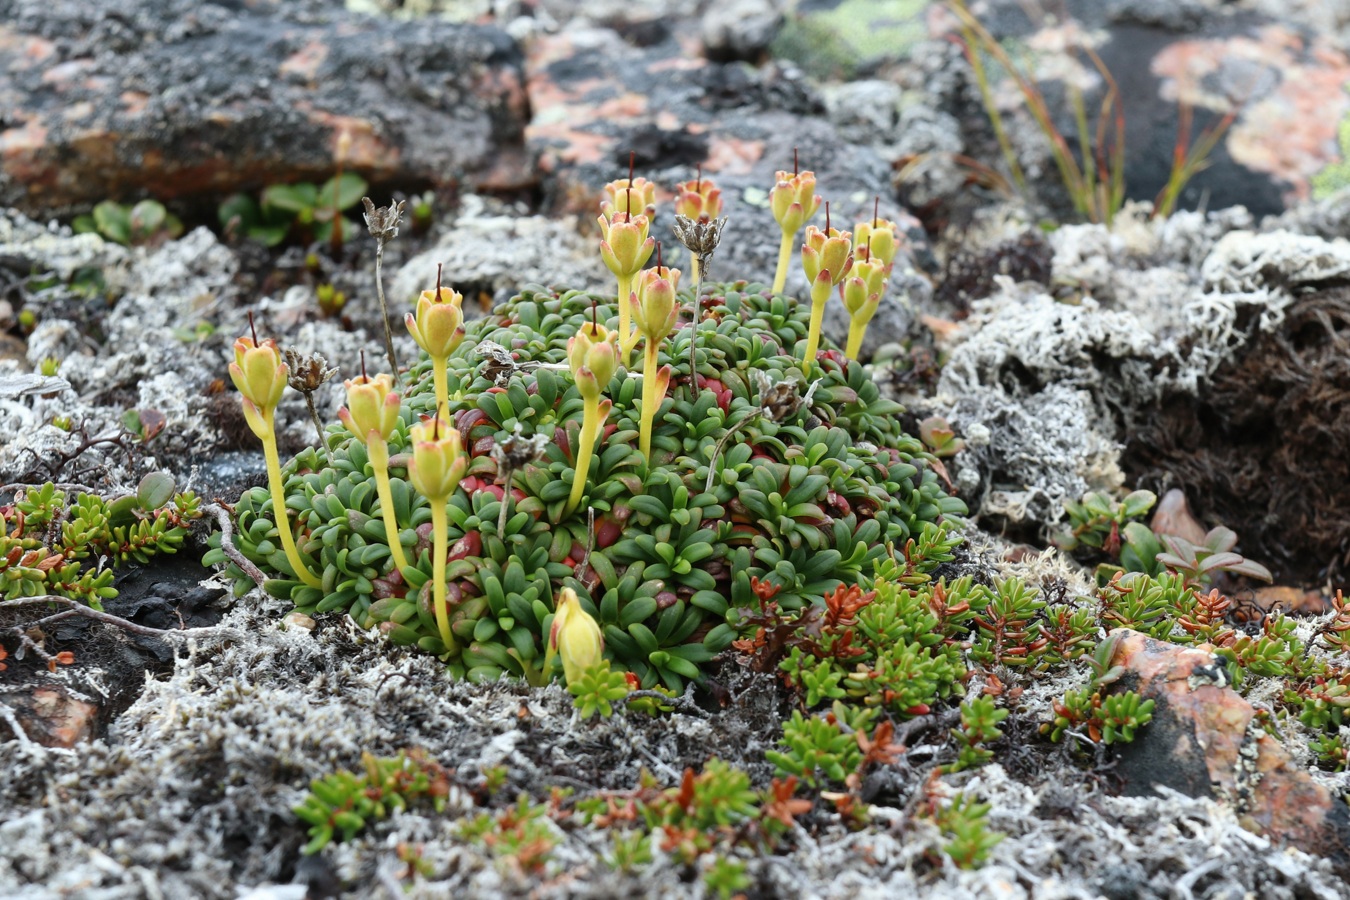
[207,283,966,688]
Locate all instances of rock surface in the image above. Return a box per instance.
[0,0,531,211]
[1110,628,1350,873]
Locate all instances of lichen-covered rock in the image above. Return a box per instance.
[0,0,531,211]
[388,194,608,310]
[1109,629,1350,873]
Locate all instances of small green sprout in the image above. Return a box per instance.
[74,199,183,247]
[315,283,346,317]
[219,172,369,247]
[38,357,59,377]
[932,794,1003,869]
[294,750,451,856]
[942,695,1008,773]
[1053,489,1156,557]
[704,856,751,900]
[918,415,966,459]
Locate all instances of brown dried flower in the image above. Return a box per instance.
[362,197,406,244]
[671,214,727,280]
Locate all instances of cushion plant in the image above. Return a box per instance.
[208,279,965,691]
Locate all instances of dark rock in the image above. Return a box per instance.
[1106,0,1209,32]
[0,0,532,213]
[702,0,784,63]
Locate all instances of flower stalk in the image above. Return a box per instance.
[671,168,726,390]
[799,204,853,372]
[599,155,656,363]
[407,413,467,653]
[229,317,322,589]
[405,264,465,415]
[362,197,406,382]
[565,311,619,515]
[631,255,680,464]
[769,151,822,294]
[337,354,411,574]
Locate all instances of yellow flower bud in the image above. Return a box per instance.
[601,177,656,220]
[549,586,604,685]
[407,415,467,501]
[337,373,401,444]
[405,286,465,360]
[598,214,655,278]
[568,320,619,401]
[229,336,288,413]
[632,265,681,342]
[674,176,723,220]
[854,218,900,269]
[801,225,853,286]
[769,170,821,236]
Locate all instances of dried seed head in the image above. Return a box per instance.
[476,340,518,387]
[751,369,820,423]
[491,423,551,471]
[362,197,407,244]
[283,349,339,394]
[671,214,727,279]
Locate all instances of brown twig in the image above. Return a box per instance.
[0,595,247,642]
[203,501,267,587]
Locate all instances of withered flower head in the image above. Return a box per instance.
[362,197,407,244]
[283,349,339,394]
[671,214,728,279]
[476,340,518,387]
[490,423,551,472]
[751,369,820,423]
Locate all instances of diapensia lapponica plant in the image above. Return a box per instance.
[207,162,964,689]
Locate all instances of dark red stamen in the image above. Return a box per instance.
[793,148,799,177]
[696,163,702,193]
[360,349,367,381]
[591,298,598,329]
[656,240,663,270]
[873,196,879,229]
[248,310,258,345]
[436,263,443,300]
[432,410,440,440]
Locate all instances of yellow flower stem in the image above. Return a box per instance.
[430,499,455,652]
[639,340,660,464]
[367,439,411,573]
[616,273,634,365]
[261,410,322,589]
[771,230,794,294]
[566,396,600,516]
[845,323,866,360]
[432,356,449,416]
[802,283,831,375]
